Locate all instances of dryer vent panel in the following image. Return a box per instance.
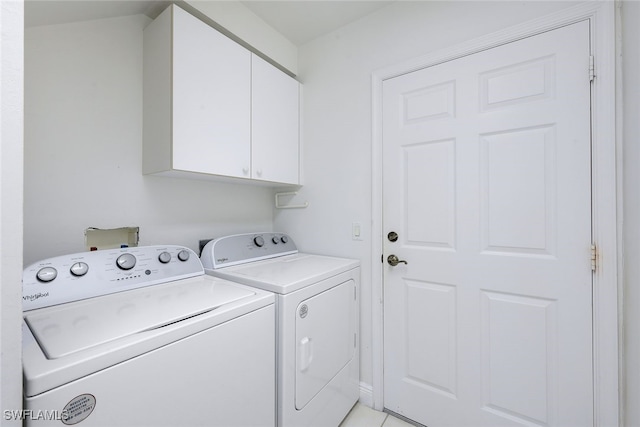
[85,227,139,251]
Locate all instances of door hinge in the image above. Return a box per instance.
[589,55,595,82]
[591,244,598,272]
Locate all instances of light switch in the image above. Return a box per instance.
[352,222,363,241]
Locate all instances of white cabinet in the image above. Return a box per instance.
[143,5,251,180]
[171,6,252,179]
[252,55,300,185]
[143,5,300,186]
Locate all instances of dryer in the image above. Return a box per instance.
[200,233,360,427]
[22,245,275,427]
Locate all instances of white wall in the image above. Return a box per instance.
[0,0,23,424]
[184,0,298,75]
[24,15,274,266]
[622,2,640,425]
[274,0,584,398]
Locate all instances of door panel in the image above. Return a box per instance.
[295,280,356,409]
[480,126,556,255]
[405,140,456,249]
[404,280,457,396]
[480,291,557,424]
[383,21,592,426]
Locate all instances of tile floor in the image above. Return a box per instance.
[340,403,416,427]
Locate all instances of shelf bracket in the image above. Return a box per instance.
[275,192,309,209]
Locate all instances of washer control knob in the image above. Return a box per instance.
[281,235,289,244]
[36,267,57,283]
[272,236,279,244]
[254,236,265,247]
[70,262,89,277]
[177,250,190,262]
[116,253,136,270]
[158,252,171,264]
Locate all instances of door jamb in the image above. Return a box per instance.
[370,2,619,425]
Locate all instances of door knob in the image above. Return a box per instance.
[387,254,408,266]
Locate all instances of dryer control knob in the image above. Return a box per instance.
[36,267,57,283]
[254,236,265,247]
[272,236,279,244]
[70,262,89,277]
[281,236,289,244]
[177,250,190,262]
[158,252,171,264]
[116,253,136,270]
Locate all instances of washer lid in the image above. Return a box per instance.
[24,276,255,359]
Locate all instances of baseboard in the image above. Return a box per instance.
[359,382,374,408]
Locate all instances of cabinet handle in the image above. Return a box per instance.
[242,167,249,175]
[256,169,263,177]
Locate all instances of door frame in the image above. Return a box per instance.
[370,2,619,425]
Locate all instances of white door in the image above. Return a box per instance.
[382,21,592,426]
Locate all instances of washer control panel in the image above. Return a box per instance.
[23,246,203,311]
[201,232,297,269]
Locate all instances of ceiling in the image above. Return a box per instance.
[241,1,394,45]
[24,0,394,46]
[24,1,170,28]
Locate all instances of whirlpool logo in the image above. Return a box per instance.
[23,292,49,302]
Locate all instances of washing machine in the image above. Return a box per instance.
[200,233,360,427]
[22,245,275,427]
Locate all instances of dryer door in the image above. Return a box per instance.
[295,279,356,409]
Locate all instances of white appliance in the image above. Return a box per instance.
[200,233,360,427]
[22,245,275,427]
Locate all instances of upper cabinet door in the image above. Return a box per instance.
[251,55,300,185]
[172,6,251,178]
[143,5,301,186]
